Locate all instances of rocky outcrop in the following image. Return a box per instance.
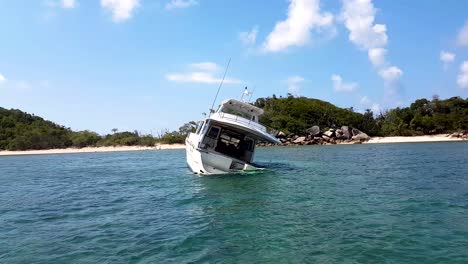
[448,130,468,139]
[306,126,321,136]
[351,128,370,142]
[277,131,286,138]
[341,126,352,139]
[262,125,371,147]
[293,136,307,144]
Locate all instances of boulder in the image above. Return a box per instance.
[335,129,344,138]
[292,135,299,140]
[277,131,287,138]
[306,125,321,136]
[324,129,335,138]
[341,126,352,139]
[293,136,306,144]
[322,135,331,141]
[280,138,287,143]
[352,128,364,137]
[352,133,370,142]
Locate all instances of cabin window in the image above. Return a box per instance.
[207,126,220,139]
[196,121,204,134]
[213,129,255,163]
[223,108,253,120]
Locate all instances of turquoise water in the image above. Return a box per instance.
[1,142,468,263]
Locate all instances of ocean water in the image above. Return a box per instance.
[1,142,468,264]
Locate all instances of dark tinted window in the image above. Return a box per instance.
[207,127,220,139]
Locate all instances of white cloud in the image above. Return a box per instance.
[440,51,455,63]
[368,48,386,66]
[167,62,241,84]
[262,0,333,52]
[190,62,219,72]
[341,0,403,84]
[240,26,258,45]
[360,95,370,105]
[379,66,403,83]
[0,73,6,83]
[101,0,139,22]
[165,0,198,10]
[287,75,305,94]
[457,22,468,46]
[440,51,455,69]
[331,74,358,92]
[370,103,381,114]
[341,0,388,50]
[359,96,381,114]
[457,61,468,89]
[61,0,76,9]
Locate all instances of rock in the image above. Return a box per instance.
[292,135,299,140]
[306,125,321,136]
[341,126,352,139]
[277,131,286,138]
[352,128,365,137]
[280,138,287,143]
[324,129,335,138]
[335,129,343,138]
[293,136,306,144]
[352,133,370,142]
[322,135,331,141]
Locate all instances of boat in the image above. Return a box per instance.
[185,98,280,174]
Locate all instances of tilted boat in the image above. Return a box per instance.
[185,99,280,174]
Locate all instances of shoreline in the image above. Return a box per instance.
[0,135,466,156]
[0,144,185,156]
[364,134,465,144]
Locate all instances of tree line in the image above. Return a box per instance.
[2,94,467,150]
[0,107,195,151]
[254,94,468,136]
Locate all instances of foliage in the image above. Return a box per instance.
[71,130,101,148]
[254,95,468,136]
[2,95,467,150]
[0,108,73,150]
[254,96,377,135]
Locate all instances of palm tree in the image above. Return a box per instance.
[111,128,118,134]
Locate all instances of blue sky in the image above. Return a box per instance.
[1,0,468,134]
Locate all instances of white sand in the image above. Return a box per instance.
[0,144,185,156]
[365,134,465,144]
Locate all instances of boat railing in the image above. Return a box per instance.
[215,112,267,132]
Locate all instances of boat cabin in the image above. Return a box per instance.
[193,99,266,164]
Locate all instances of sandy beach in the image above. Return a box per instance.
[0,144,185,156]
[365,134,465,144]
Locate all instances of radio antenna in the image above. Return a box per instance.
[248,87,255,103]
[209,58,231,116]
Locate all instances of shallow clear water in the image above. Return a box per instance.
[1,142,468,263]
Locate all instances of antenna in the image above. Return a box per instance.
[240,86,248,102]
[209,58,231,116]
[248,87,255,103]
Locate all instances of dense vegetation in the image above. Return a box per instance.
[1,95,467,150]
[0,107,195,151]
[254,94,468,136]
